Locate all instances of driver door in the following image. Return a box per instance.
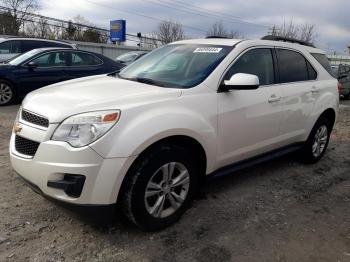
[217,47,284,167]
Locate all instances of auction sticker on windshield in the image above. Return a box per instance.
[193,47,222,53]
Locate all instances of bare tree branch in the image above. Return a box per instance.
[271,19,318,44]
[207,20,244,38]
[153,20,186,45]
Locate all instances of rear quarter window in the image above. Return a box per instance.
[311,53,334,77]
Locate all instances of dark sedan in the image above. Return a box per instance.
[0,48,123,105]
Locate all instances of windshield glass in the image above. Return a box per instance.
[118,44,232,88]
[8,49,43,65]
[117,53,139,63]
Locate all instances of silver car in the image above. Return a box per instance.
[0,37,76,62]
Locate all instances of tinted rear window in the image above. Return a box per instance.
[21,40,72,52]
[277,49,308,83]
[311,53,334,77]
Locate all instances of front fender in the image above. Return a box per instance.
[90,104,218,173]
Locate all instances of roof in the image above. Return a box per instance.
[172,38,325,53]
[172,38,243,46]
[0,36,75,46]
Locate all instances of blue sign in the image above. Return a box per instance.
[110,20,126,42]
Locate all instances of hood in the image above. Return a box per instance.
[0,64,15,70]
[22,75,182,123]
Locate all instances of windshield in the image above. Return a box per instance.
[118,44,232,88]
[117,53,139,63]
[8,49,43,65]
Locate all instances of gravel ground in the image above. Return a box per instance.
[0,101,349,262]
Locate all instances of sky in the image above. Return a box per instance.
[39,0,350,54]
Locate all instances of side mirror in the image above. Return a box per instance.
[220,73,260,92]
[27,61,38,69]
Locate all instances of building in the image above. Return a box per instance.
[327,54,350,66]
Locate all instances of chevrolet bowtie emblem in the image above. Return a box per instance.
[13,123,22,134]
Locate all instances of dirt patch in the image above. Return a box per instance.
[0,101,349,262]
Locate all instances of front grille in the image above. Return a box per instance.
[21,110,49,128]
[15,135,40,157]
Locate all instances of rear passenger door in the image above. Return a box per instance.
[275,48,318,144]
[66,51,104,79]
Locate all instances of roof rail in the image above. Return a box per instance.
[261,35,315,48]
[1,35,74,45]
[205,35,231,39]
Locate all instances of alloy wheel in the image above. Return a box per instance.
[312,125,328,158]
[0,83,13,105]
[144,162,190,218]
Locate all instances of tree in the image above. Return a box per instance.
[271,20,317,44]
[0,0,40,35]
[82,28,101,43]
[207,20,243,38]
[153,20,186,45]
[25,17,52,38]
[0,11,20,35]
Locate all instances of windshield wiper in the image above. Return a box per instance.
[132,77,164,87]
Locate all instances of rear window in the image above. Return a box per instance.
[21,40,72,52]
[42,41,73,48]
[311,53,334,77]
[0,40,21,54]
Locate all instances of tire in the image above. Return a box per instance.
[299,116,331,164]
[344,93,350,100]
[121,144,198,231]
[0,80,16,106]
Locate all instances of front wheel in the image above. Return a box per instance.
[299,116,331,164]
[0,80,15,106]
[121,144,198,231]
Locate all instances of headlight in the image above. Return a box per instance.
[52,110,120,147]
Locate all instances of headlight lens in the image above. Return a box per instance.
[52,110,120,147]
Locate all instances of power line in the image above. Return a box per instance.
[144,0,270,29]
[0,5,162,42]
[82,0,207,34]
[167,0,271,28]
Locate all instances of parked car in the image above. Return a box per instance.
[0,37,76,62]
[333,64,350,99]
[0,48,123,105]
[116,51,148,66]
[10,36,338,230]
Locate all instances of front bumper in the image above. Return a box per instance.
[10,121,136,206]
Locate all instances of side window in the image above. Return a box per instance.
[0,40,21,54]
[225,48,275,86]
[30,52,68,67]
[306,61,317,80]
[71,52,102,66]
[21,40,45,52]
[311,53,334,77]
[277,49,308,83]
[43,41,73,48]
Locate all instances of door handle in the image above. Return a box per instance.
[268,94,281,103]
[311,86,319,93]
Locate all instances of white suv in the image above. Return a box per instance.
[10,37,339,230]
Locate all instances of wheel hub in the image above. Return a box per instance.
[144,162,190,218]
[312,125,328,158]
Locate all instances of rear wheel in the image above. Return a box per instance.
[0,80,15,106]
[121,144,198,231]
[299,116,331,164]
